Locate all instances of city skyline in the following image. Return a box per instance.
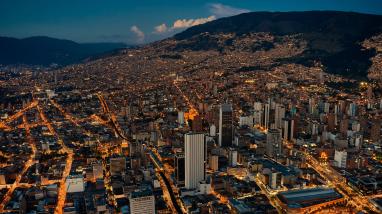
[1,2,382,213]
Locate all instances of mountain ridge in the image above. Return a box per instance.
[0,36,127,66]
[172,11,382,77]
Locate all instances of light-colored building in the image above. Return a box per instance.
[185,133,205,189]
[178,111,185,125]
[209,155,219,171]
[228,148,238,167]
[334,150,347,168]
[129,189,155,214]
[210,124,216,137]
[66,175,85,193]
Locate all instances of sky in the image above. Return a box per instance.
[1,0,382,44]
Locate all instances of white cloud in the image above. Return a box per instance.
[172,15,216,29]
[209,3,250,17]
[154,23,168,34]
[130,25,145,43]
[153,15,216,34]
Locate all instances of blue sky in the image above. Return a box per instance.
[1,0,382,44]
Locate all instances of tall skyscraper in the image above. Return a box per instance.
[348,103,357,117]
[174,153,185,186]
[266,129,282,158]
[282,118,294,141]
[263,103,270,129]
[370,119,381,143]
[219,104,233,147]
[185,133,205,189]
[274,103,285,129]
[178,111,185,126]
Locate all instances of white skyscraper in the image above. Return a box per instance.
[185,133,205,189]
[178,111,185,126]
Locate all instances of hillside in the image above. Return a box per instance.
[173,11,382,77]
[0,36,126,66]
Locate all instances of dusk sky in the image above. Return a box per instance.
[1,0,382,44]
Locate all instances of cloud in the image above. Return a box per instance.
[153,15,216,34]
[152,4,249,34]
[209,3,250,17]
[172,15,216,29]
[130,25,145,43]
[154,23,168,34]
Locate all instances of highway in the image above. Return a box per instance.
[148,150,183,213]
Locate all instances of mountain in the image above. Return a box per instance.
[0,36,127,66]
[173,11,382,77]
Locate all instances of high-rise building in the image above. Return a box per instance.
[282,118,294,141]
[340,118,349,136]
[209,155,219,171]
[209,124,216,137]
[263,103,270,129]
[274,104,285,129]
[178,111,185,126]
[228,148,238,167]
[269,171,283,189]
[309,98,316,114]
[311,121,319,135]
[219,104,233,147]
[185,133,205,189]
[129,189,155,214]
[334,150,347,168]
[370,119,381,143]
[327,113,336,132]
[174,153,185,186]
[266,129,282,158]
[254,110,263,126]
[348,103,357,117]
